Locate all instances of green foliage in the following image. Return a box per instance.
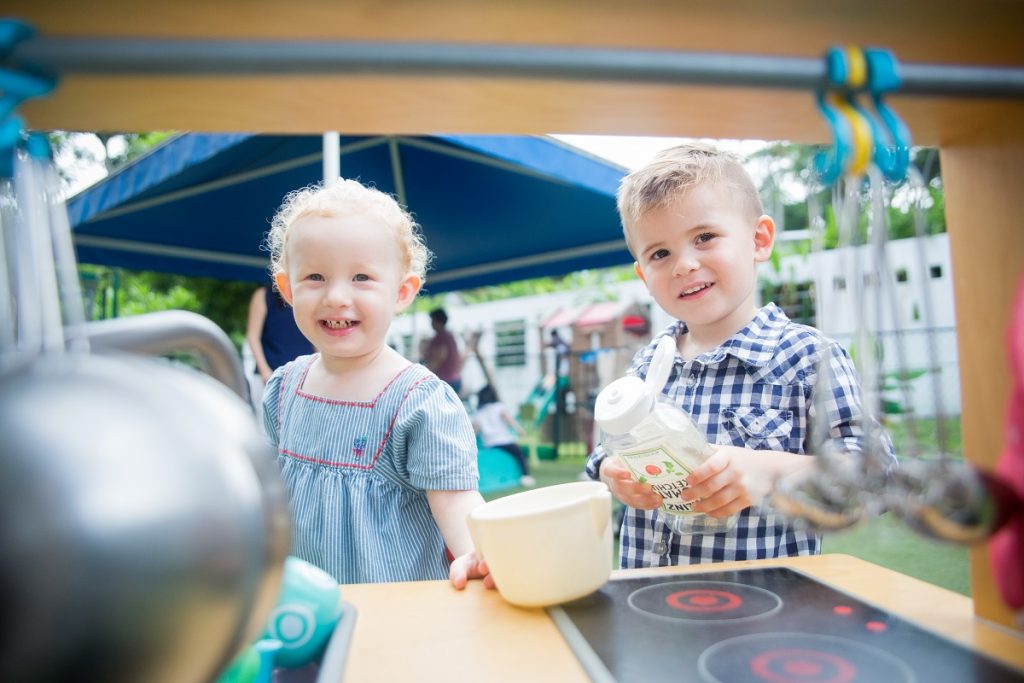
[885,416,962,459]
[87,267,257,348]
[49,131,177,192]
[825,512,968,596]
[118,278,201,315]
[759,278,815,325]
[752,142,945,248]
[55,131,256,346]
[104,132,175,168]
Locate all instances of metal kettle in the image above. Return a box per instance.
[0,311,291,682]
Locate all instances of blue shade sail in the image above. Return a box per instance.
[68,134,629,293]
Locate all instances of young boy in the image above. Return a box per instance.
[586,142,893,568]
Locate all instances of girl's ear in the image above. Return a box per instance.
[395,273,422,312]
[753,215,776,263]
[274,272,293,305]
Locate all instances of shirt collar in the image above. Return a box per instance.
[668,303,790,368]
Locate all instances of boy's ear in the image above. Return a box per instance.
[273,272,293,305]
[395,273,422,311]
[753,215,776,263]
[633,261,648,285]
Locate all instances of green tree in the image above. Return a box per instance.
[751,141,945,244]
[52,132,256,347]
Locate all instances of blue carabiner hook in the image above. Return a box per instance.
[864,48,911,182]
[0,19,57,177]
[813,47,853,185]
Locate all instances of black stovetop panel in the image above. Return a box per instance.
[548,566,1024,683]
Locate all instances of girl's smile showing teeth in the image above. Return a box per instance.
[322,319,358,331]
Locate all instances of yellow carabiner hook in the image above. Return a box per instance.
[831,94,872,177]
[845,45,868,90]
[834,46,873,177]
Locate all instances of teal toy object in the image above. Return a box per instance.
[477,445,523,494]
[265,557,344,668]
[216,644,260,683]
[216,639,281,683]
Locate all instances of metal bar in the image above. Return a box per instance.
[86,310,251,401]
[12,37,1024,99]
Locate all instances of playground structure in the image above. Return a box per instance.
[473,300,652,491]
[8,0,1024,635]
[537,301,652,456]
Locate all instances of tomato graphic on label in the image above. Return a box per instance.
[645,464,662,476]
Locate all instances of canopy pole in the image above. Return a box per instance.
[11,38,1024,99]
[388,137,408,208]
[322,131,339,183]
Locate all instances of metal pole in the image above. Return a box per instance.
[12,37,1024,99]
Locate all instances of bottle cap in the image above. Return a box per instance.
[594,375,653,435]
[644,336,676,395]
[594,336,677,435]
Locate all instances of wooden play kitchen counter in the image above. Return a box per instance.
[340,553,1024,682]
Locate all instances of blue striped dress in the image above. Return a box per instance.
[262,355,479,584]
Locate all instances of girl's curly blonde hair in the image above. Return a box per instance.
[266,178,431,283]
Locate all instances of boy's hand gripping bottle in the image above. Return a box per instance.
[595,337,738,535]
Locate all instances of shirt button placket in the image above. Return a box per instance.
[687,362,702,388]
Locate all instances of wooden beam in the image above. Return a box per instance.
[8,0,1024,143]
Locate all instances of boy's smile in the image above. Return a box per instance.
[631,181,774,352]
[678,280,715,299]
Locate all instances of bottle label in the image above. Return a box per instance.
[617,445,697,514]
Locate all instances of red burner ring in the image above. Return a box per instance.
[698,632,915,683]
[750,648,855,683]
[666,589,743,612]
[627,580,783,624]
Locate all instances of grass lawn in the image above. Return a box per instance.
[484,426,971,597]
[822,512,970,595]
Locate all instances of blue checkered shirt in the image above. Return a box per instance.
[586,303,893,568]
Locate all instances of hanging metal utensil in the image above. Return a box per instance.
[0,39,291,681]
[882,166,998,543]
[771,49,895,531]
[35,133,90,354]
[0,176,16,361]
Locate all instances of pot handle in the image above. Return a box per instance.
[591,487,611,536]
[86,310,250,402]
[466,511,485,561]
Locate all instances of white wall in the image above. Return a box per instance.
[763,233,960,418]
[393,233,961,420]
[389,280,657,410]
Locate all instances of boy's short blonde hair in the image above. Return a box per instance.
[617,142,764,256]
[266,178,431,282]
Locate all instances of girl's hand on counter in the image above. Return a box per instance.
[449,551,495,590]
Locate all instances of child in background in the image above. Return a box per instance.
[586,143,893,567]
[473,384,534,487]
[262,179,492,589]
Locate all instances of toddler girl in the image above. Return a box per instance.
[473,385,534,487]
[262,179,491,589]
